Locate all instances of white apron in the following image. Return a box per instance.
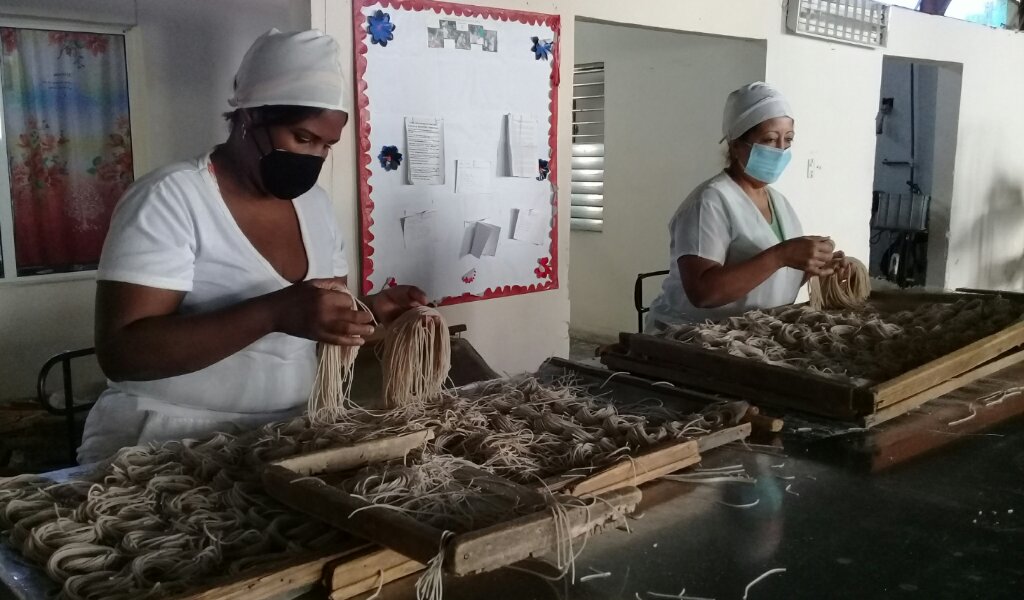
[647,171,805,329]
[78,153,347,464]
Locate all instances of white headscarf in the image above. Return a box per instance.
[721,82,792,142]
[229,29,349,113]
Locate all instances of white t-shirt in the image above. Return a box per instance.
[79,153,347,463]
[647,172,804,327]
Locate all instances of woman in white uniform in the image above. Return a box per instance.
[78,30,426,463]
[646,82,848,329]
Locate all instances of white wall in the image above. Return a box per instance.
[4,0,1023,397]
[319,0,573,377]
[569,22,766,340]
[0,0,310,400]
[927,64,963,286]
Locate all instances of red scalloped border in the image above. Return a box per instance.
[353,0,561,303]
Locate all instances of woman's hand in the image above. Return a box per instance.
[367,285,429,324]
[273,278,375,346]
[773,236,836,276]
[829,250,851,281]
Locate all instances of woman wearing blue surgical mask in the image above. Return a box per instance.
[79,30,427,464]
[646,82,847,329]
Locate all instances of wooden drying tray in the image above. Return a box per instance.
[172,394,751,600]
[602,290,1024,427]
[261,430,641,578]
[321,423,749,599]
[169,424,747,600]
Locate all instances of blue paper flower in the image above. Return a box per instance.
[531,36,552,61]
[537,159,550,181]
[367,10,396,47]
[378,146,403,171]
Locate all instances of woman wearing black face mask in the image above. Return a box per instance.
[79,30,426,464]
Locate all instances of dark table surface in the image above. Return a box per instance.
[3,376,1022,600]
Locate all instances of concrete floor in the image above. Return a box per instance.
[569,336,601,361]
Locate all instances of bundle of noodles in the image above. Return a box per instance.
[808,256,870,311]
[307,286,374,424]
[381,306,451,408]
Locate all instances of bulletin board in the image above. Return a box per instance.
[352,0,560,304]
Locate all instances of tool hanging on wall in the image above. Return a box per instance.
[876,97,893,135]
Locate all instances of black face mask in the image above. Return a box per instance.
[252,129,324,199]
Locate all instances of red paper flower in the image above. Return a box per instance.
[534,257,554,280]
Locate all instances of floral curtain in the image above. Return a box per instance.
[1,28,133,276]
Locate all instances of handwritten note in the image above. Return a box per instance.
[512,208,549,245]
[402,210,442,250]
[455,159,493,194]
[405,117,446,185]
[507,113,538,178]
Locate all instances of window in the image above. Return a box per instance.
[571,62,604,232]
[787,0,891,48]
[882,0,1011,28]
[0,23,134,280]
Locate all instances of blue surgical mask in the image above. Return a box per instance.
[743,143,792,184]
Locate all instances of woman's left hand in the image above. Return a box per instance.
[368,285,429,324]
[830,251,851,281]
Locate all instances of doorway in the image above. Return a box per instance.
[870,57,963,288]
[568,19,766,341]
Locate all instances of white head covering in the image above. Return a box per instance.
[721,82,792,142]
[229,29,349,113]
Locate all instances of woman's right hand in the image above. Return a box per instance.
[774,236,836,276]
[272,278,375,346]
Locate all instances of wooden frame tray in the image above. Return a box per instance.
[171,367,752,600]
[261,430,641,578]
[602,291,1024,426]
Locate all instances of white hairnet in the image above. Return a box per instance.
[230,29,349,113]
[721,82,792,142]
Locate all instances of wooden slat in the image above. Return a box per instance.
[871,320,1024,409]
[263,465,445,566]
[325,486,642,597]
[696,423,752,452]
[956,287,1024,300]
[543,357,781,435]
[326,547,423,600]
[568,439,699,496]
[744,407,784,433]
[573,455,701,497]
[171,544,366,600]
[602,352,860,419]
[823,361,1024,473]
[272,429,433,475]
[862,350,1024,427]
[446,487,641,577]
[866,289,970,310]
[624,334,866,415]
